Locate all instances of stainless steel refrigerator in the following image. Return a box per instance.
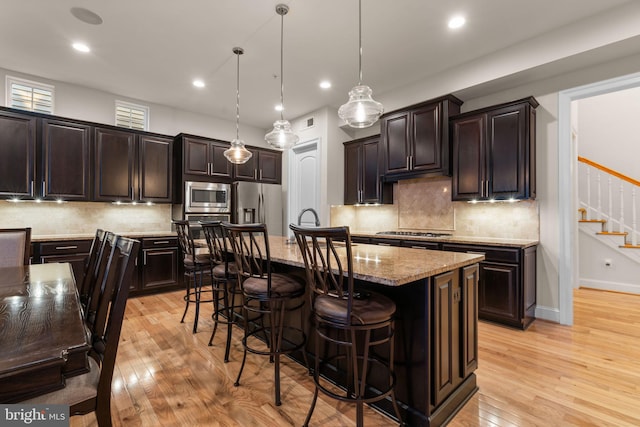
[234,181,284,236]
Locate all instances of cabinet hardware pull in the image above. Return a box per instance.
[466,250,486,255]
[259,169,263,180]
[42,181,46,197]
[55,246,78,250]
[153,241,170,244]
[377,242,392,246]
[30,181,34,197]
[144,251,147,265]
[406,156,410,170]
[411,246,428,249]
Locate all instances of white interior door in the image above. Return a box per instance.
[288,139,320,234]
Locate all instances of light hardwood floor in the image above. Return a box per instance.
[70,288,640,427]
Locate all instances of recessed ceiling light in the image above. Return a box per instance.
[275,104,284,112]
[70,7,103,25]
[319,80,331,89]
[72,42,91,53]
[193,80,205,88]
[448,16,466,29]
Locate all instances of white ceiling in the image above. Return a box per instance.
[1,0,638,129]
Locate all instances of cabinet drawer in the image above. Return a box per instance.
[400,240,441,250]
[370,238,402,247]
[441,244,520,263]
[141,237,178,249]
[39,240,92,255]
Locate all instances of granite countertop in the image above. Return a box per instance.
[32,231,176,242]
[353,231,539,249]
[266,236,484,287]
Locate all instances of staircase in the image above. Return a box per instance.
[578,156,640,268]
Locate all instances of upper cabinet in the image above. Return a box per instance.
[451,97,538,201]
[234,147,282,184]
[381,95,462,180]
[0,109,36,198]
[344,135,392,205]
[95,127,174,203]
[41,118,92,201]
[179,134,233,180]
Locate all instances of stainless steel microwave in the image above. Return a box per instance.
[184,181,231,213]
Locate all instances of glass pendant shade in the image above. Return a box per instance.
[265,119,299,150]
[224,138,252,164]
[338,84,383,128]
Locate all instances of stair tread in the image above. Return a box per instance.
[597,231,628,236]
[579,219,606,223]
[620,244,640,249]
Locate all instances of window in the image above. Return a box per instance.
[6,76,54,114]
[115,100,149,131]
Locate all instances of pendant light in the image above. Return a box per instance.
[338,0,383,128]
[224,47,253,164]
[264,4,299,150]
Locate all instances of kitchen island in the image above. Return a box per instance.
[265,236,484,427]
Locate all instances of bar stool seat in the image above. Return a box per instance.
[315,292,396,325]
[243,273,304,298]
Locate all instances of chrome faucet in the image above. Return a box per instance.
[297,208,320,227]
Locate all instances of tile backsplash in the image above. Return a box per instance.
[0,202,172,236]
[331,177,539,240]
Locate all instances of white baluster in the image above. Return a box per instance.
[597,173,602,223]
[608,176,613,227]
[586,167,591,219]
[619,182,625,234]
[632,187,637,246]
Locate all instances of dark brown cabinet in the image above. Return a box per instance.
[133,237,179,294]
[234,147,282,184]
[93,126,136,202]
[41,118,91,201]
[451,97,538,201]
[381,95,462,180]
[35,240,93,289]
[442,243,536,329]
[0,109,37,198]
[344,135,392,205]
[95,127,174,203]
[181,135,233,180]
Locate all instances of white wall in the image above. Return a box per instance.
[1,67,266,145]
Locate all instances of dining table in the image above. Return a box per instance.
[0,262,91,403]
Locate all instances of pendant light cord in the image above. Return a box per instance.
[235,50,240,140]
[280,11,285,121]
[358,0,363,85]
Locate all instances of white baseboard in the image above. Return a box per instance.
[579,278,640,294]
[535,305,560,323]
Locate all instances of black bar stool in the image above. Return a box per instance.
[223,222,308,406]
[290,224,403,427]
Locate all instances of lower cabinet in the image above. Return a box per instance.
[431,264,478,406]
[36,240,93,289]
[131,237,180,295]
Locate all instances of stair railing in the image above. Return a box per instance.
[578,156,639,246]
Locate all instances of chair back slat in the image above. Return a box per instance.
[289,225,354,315]
[223,222,271,289]
[200,221,228,267]
[85,232,116,327]
[79,229,106,307]
[174,220,196,257]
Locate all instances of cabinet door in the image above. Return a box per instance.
[344,142,361,204]
[257,150,281,184]
[139,135,173,202]
[184,137,210,176]
[382,111,410,175]
[94,127,136,201]
[487,104,527,199]
[461,264,479,377]
[411,104,442,173]
[479,262,519,324]
[210,141,233,179]
[452,116,485,200]
[432,270,460,406]
[361,138,381,203]
[234,151,257,180]
[41,119,91,200]
[0,110,36,197]
[142,247,179,289]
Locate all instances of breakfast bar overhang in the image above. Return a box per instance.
[265,236,485,427]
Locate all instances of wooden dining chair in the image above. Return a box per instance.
[84,232,117,329]
[0,227,31,267]
[79,229,107,308]
[23,235,140,427]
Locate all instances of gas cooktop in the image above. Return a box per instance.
[376,231,453,238]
